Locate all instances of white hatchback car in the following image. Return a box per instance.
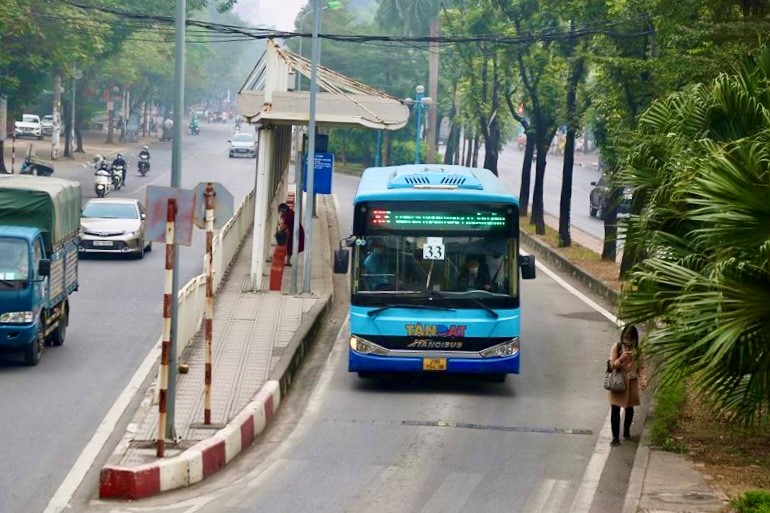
[228,132,257,158]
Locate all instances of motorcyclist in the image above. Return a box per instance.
[189,117,200,134]
[112,153,127,186]
[97,158,110,173]
[138,146,151,174]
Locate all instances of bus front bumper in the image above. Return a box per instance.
[348,350,520,375]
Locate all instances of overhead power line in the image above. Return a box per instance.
[60,0,654,47]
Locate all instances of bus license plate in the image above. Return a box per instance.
[423,358,446,371]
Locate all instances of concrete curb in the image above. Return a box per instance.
[520,230,620,307]
[99,381,281,499]
[98,199,337,500]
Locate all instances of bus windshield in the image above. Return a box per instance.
[352,234,519,307]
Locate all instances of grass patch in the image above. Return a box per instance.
[732,490,770,513]
[520,218,622,291]
[649,380,688,453]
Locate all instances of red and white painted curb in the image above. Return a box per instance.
[99,380,281,500]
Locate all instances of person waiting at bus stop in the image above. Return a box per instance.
[275,203,304,266]
[362,241,392,290]
[455,257,492,291]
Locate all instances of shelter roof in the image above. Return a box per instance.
[237,40,409,130]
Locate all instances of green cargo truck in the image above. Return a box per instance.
[0,175,80,365]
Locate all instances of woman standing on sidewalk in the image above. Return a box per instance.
[608,325,648,446]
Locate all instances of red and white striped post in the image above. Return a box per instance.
[157,197,177,457]
[203,183,215,424]
[11,134,15,174]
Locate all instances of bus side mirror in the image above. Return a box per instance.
[334,243,350,274]
[38,259,51,277]
[520,255,536,280]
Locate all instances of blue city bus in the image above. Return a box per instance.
[336,164,536,382]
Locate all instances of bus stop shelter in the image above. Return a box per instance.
[236,39,409,291]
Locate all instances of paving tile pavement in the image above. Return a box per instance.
[98,191,334,499]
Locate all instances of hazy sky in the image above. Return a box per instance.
[234,0,307,31]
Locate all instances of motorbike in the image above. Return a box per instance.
[94,169,112,198]
[138,155,150,176]
[188,123,200,135]
[111,164,125,190]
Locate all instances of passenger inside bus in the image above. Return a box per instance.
[362,241,393,290]
[455,257,492,291]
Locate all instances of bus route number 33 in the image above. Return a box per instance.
[423,237,445,260]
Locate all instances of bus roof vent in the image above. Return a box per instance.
[388,168,483,190]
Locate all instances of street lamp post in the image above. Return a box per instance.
[291,0,341,294]
[296,0,341,91]
[404,85,432,164]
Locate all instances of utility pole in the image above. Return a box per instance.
[70,63,77,156]
[52,74,61,160]
[427,20,440,164]
[166,0,187,442]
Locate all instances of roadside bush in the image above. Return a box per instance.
[732,490,770,513]
[649,379,687,452]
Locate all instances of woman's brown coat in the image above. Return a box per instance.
[608,343,647,408]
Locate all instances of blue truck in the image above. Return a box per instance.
[0,175,80,365]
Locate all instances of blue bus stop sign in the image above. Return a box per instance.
[302,152,334,194]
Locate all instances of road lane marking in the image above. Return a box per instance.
[42,337,162,513]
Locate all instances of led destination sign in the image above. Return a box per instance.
[366,204,511,232]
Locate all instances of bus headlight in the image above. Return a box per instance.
[479,337,519,358]
[350,335,389,356]
[0,311,35,323]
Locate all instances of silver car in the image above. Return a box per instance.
[79,198,151,258]
[228,132,257,158]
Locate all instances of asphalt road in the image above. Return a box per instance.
[0,123,257,513]
[77,168,638,513]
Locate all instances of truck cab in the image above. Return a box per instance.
[0,228,50,365]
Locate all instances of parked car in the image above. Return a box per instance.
[228,132,257,158]
[79,198,151,258]
[41,115,54,136]
[589,175,632,219]
[14,114,43,140]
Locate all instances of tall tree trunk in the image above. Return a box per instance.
[601,186,621,260]
[559,130,575,246]
[75,128,84,153]
[559,53,585,247]
[444,121,460,164]
[0,141,8,174]
[530,144,548,234]
[471,134,480,167]
[519,135,535,217]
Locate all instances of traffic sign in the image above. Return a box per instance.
[192,182,234,229]
[302,151,334,194]
[145,186,196,246]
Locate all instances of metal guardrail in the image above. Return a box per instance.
[159,190,256,377]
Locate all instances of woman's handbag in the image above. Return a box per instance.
[604,360,626,392]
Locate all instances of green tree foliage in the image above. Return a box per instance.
[618,47,770,425]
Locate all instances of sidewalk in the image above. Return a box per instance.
[534,215,732,513]
[1,129,159,173]
[98,193,335,499]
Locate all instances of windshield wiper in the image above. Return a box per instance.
[449,291,499,319]
[367,303,455,318]
[468,296,499,319]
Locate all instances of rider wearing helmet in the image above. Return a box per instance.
[112,153,127,185]
[138,146,151,174]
